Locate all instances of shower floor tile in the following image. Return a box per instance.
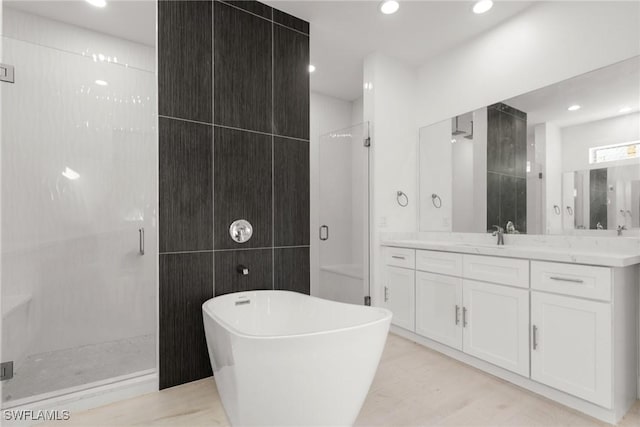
[2,334,155,404]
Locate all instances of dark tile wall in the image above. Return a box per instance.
[589,168,608,229]
[486,103,527,233]
[158,0,310,389]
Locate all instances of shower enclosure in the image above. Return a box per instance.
[1,2,157,409]
[318,122,370,305]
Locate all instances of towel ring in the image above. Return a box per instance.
[396,191,409,207]
[431,193,442,209]
[566,206,573,216]
[553,205,561,215]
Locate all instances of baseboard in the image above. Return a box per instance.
[390,326,631,425]
[2,370,158,426]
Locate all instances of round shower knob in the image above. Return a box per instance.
[229,219,253,243]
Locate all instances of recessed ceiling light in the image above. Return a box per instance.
[619,106,632,113]
[308,64,316,73]
[379,1,400,15]
[473,0,493,14]
[95,79,108,86]
[567,104,581,111]
[86,0,107,8]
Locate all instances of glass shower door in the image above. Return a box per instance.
[318,122,370,305]
[1,4,157,407]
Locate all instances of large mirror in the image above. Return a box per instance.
[419,56,640,234]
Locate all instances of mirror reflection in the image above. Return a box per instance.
[419,56,640,234]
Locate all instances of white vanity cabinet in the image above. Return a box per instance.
[415,271,463,350]
[415,272,529,375]
[383,266,415,331]
[462,280,530,376]
[381,244,639,424]
[531,292,612,408]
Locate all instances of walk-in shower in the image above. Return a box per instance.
[317,122,370,305]
[1,1,157,409]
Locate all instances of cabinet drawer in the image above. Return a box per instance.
[384,247,415,269]
[531,261,611,301]
[416,250,462,276]
[463,255,529,288]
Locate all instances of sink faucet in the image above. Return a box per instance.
[617,225,627,236]
[505,221,517,234]
[492,225,505,245]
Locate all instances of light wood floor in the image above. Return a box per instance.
[43,333,640,426]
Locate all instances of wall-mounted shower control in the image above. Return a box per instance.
[0,64,15,84]
[229,219,253,243]
[237,265,249,275]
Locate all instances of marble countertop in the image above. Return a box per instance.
[380,239,640,267]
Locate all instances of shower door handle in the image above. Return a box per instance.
[319,225,329,241]
[139,228,145,255]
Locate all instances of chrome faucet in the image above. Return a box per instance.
[617,225,627,236]
[505,221,517,234]
[492,225,505,245]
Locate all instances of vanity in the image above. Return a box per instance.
[380,238,639,424]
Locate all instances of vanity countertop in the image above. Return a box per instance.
[381,239,640,267]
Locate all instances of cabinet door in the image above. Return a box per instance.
[383,266,415,331]
[531,292,612,408]
[416,272,463,350]
[462,280,530,376]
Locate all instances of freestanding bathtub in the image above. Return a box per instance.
[202,290,392,426]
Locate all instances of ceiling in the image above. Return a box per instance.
[505,56,640,129]
[5,1,535,101]
[5,0,156,46]
[264,0,534,100]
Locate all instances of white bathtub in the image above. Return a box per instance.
[202,290,391,426]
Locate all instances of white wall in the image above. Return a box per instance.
[419,119,452,231]
[561,112,640,172]
[416,1,640,128]
[363,53,418,305]
[351,96,363,126]
[539,122,564,234]
[471,108,488,233]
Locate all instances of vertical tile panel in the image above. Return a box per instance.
[486,106,500,174]
[213,127,272,249]
[214,249,273,296]
[220,0,272,18]
[486,172,501,232]
[500,175,518,229]
[214,1,272,132]
[274,137,309,246]
[273,25,310,140]
[515,177,527,233]
[159,252,213,389]
[514,116,527,178]
[589,168,608,229]
[499,111,516,176]
[159,118,213,252]
[272,9,310,34]
[274,247,310,294]
[158,0,212,123]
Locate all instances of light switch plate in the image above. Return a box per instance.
[0,63,15,83]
